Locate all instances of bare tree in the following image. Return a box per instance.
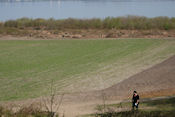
[101,89,107,113]
[42,80,64,117]
[95,75,108,115]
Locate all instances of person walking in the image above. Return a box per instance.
[132,91,139,110]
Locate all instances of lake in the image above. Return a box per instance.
[0,0,175,21]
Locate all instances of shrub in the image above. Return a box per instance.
[95,110,175,117]
[0,104,48,117]
[1,16,175,30]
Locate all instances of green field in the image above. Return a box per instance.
[0,39,175,101]
[89,97,175,117]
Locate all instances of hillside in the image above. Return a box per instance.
[0,39,175,101]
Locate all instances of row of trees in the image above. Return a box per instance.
[1,16,175,30]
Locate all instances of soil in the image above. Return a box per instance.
[104,55,175,99]
[0,29,175,39]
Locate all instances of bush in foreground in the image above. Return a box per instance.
[0,104,48,117]
[95,110,175,117]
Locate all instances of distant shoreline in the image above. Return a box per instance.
[0,16,175,39]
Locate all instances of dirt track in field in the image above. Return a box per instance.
[3,55,175,117]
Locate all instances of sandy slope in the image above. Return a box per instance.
[104,55,175,99]
[60,55,175,116]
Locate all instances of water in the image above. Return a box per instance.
[0,0,175,21]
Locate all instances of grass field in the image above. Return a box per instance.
[101,96,175,111]
[0,39,175,101]
[90,96,175,117]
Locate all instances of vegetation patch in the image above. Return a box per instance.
[94,110,175,117]
[88,97,175,117]
[1,16,175,30]
[0,104,48,117]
